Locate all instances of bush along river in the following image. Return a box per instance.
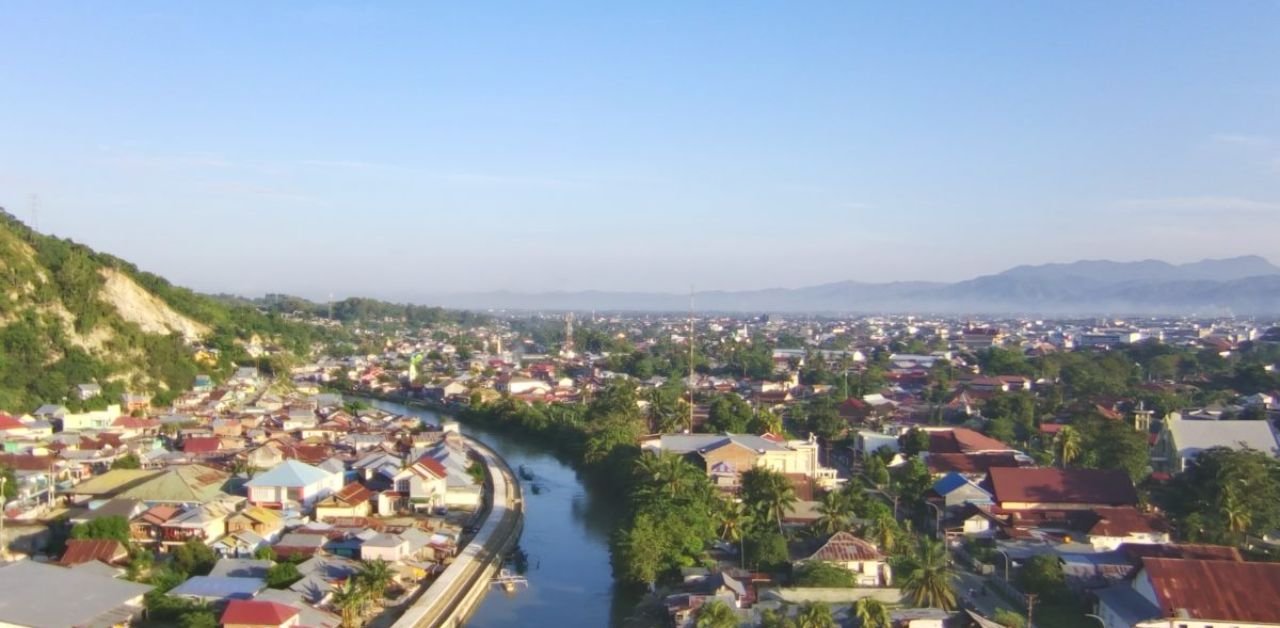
[368,398,642,627]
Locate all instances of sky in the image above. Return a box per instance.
[1,2,1278,300]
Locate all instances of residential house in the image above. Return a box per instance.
[793,531,892,587]
[1151,417,1280,473]
[221,600,302,628]
[169,575,265,603]
[985,467,1139,513]
[246,460,344,509]
[315,482,374,520]
[360,533,409,562]
[0,559,151,627]
[59,539,129,567]
[642,433,837,490]
[226,505,285,542]
[1095,558,1280,628]
[77,383,103,400]
[390,457,448,512]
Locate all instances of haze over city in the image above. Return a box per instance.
[2,3,1278,300]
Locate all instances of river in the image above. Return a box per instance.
[369,399,637,627]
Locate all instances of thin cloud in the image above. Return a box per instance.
[1114,196,1280,216]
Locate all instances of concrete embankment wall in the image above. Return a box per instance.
[391,437,524,628]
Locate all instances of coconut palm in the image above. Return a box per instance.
[795,602,835,628]
[741,467,797,533]
[331,579,370,628]
[865,513,900,554]
[898,537,956,610]
[645,388,683,434]
[718,498,752,566]
[695,600,739,628]
[1054,425,1081,467]
[636,451,702,500]
[813,491,853,535]
[853,597,891,628]
[356,558,395,602]
[1223,487,1252,538]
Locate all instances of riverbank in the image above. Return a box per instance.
[362,396,642,627]
[390,435,523,628]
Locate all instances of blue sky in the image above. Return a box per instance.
[1,2,1278,299]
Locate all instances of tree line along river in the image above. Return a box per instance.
[369,399,640,627]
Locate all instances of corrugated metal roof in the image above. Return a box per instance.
[804,531,883,562]
[1143,558,1280,623]
[987,467,1138,506]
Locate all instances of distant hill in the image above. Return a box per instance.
[0,211,333,412]
[429,256,1280,315]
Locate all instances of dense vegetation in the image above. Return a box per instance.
[0,210,346,411]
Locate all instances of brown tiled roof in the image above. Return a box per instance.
[926,453,1020,475]
[1142,558,1280,623]
[0,454,55,472]
[182,437,222,454]
[986,467,1138,507]
[928,428,1015,455]
[329,482,373,506]
[804,532,883,562]
[59,539,128,566]
[1085,507,1166,537]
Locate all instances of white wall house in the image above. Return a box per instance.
[245,460,344,509]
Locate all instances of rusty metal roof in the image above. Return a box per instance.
[1142,558,1280,623]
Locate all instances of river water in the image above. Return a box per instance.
[369,399,635,627]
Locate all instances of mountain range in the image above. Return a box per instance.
[429,256,1280,315]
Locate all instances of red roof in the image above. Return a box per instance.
[113,416,158,429]
[928,428,1017,455]
[59,539,128,566]
[182,436,222,454]
[1085,507,1165,537]
[925,453,1020,475]
[220,600,300,626]
[415,456,448,479]
[1142,558,1280,623]
[986,467,1138,507]
[0,414,26,430]
[329,482,373,506]
[0,454,55,472]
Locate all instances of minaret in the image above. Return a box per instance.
[562,313,576,358]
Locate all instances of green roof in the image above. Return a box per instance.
[69,469,163,496]
[119,465,231,503]
[72,465,231,503]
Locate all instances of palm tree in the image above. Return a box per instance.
[695,600,739,628]
[635,451,702,500]
[866,513,900,554]
[718,498,752,566]
[1223,487,1252,539]
[741,467,797,533]
[795,602,835,628]
[813,491,853,535]
[1054,425,1081,467]
[898,537,956,610]
[645,388,682,433]
[853,597,891,628]
[331,579,369,628]
[356,559,395,602]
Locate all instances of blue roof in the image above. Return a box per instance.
[169,576,265,600]
[932,471,976,495]
[246,459,334,488]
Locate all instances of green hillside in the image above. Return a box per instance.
[0,210,336,412]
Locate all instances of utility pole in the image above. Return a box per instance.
[686,287,696,434]
[1026,593,1037,627]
